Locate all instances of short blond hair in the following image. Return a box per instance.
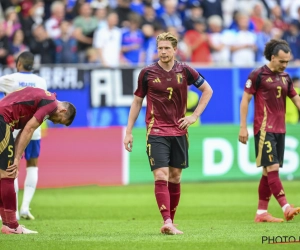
[156,32,178,48]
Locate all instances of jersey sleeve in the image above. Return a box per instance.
[287,75,298,99]
[183,63,204,86]
[134,68,148,98]
[0,75,18,93]
[244,70,258,94]
[33,93,58,124]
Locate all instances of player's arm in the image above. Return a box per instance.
[291,94,300,110]
[239,91,253,144]
[124,95,144,152]
[179,79,213,129]
[6,117,40,176]
[192,81,213,118]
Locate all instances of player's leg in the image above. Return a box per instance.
[168,135,188,221]
[0,124,37,234]
[20,140,40,220]
[147,135,176,234]
[0,123,19,232]
[272,133,300,221]
[167,135,188,234]
[254,131,283,222]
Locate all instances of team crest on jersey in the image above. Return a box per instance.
[245,79,252,88]
[176,73,183,84]
[281,77,287,85]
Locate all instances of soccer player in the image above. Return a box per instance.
[123,32,213,235]
[239,39,300,222]
[0,51,47,220]
[0,87,76,234]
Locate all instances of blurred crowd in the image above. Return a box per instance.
[1,0,300,67]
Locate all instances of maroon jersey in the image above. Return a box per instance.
[0,87,58,130]
[135,61,202,136]
[244,65,297,135]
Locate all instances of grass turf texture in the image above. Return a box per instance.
[1,181,300,250]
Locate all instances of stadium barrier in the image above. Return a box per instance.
[17,125,300,188]
[1,65,300,127]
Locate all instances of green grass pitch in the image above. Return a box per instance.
[1,181,300,250]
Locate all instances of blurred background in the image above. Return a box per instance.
[0,0,300,188]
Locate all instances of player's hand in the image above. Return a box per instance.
[178,115,198,130]
[6,158,19,177]
[239,127,249,144]
[124,133,133,152]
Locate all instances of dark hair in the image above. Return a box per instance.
[16,51,34,71]
[264,39,291,61]
[63,102,76,126]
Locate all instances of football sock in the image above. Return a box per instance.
[267,171,287,207]
[21,167,38,212]
[154,180,171,222]
[14,178,19,216]
[282,203,290,212]
[0,179,7,225]
[1,178,18,229]
[257,175,271,211]
[168,182,180,222]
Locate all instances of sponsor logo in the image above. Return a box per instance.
[160,204,167,211]
[266,77,273,83]
[153,77,161,83]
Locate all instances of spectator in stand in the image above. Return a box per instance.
[229,10,255,32]
[282,20,300,63]
[207,15,231,65]
[73,2,98,63]
[270,5,289,34]
[250,2,265,32]
[54,20,78,64]
[0,21,10,66]
[130,0,144,15]
[167,26,189,62]
[45,1,65,39]
[30,24,56,64]
[183,4,203,31]
[228,11,257,66]
[93,11,121,67]
[95,6,108,30]
[159,0,184,34]
[9,30,29,61]
[141,3,163,28]
[200,0,223,20]
[3,7,21,40]
[90,0,109,10]
[20,0,45,47]
[256,19,275,63]
[291,6,300,29]
[0,0,14,14]
[86,47,101,64]
[142,23,165,65]
[115,0,134,28]
[121,12,144,65]
[283,0,300,22]
[184,17,211,64]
